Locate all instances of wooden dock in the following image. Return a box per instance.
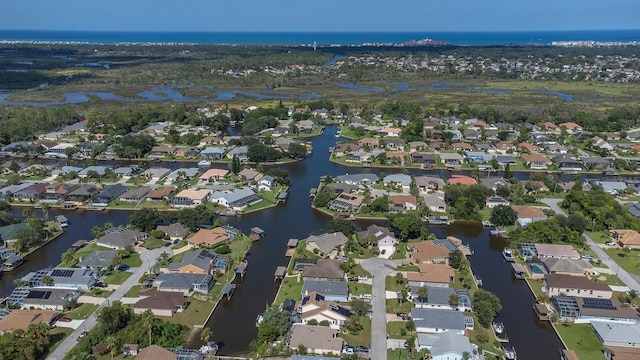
[285,239,299,257]
[249,227,264,241]
[274,266,287,281]
[221,284,236,299]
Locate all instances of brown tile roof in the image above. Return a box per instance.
[521,153,552,164]
[135,345,177,360]
[147,187,177,199]
[0,309,58,332]
[187,228,229,246]
[134,291,186,311]
[448,175,477,186]
[510,205,547,219]
[388,195,417,207]
[406,263,454,284]
[544,274,611,292]
[604,347,640,360]
[611,229,640,246]
[412,241,450,262]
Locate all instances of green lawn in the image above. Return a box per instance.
[338,316,371,347]
[386,299,412,314]
[64,303,99,320]
[59,243,112,267]
[44,327,74,358]
[349,264,371,277]
[386,275,408,292]
[604,248,640,276]
[390,243,408,260]
[387,321,415,340]
[125,285,141,297]
[121,253,142,267]
[85,288,112,298]
[142,236,167,249]
[348,283,372,296]
[161,296,215,327]
[555,323,604,360]
[274,276,303,304]
[103,270,132,285]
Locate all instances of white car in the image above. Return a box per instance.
[342,347,354,355]
[605,241,615,246]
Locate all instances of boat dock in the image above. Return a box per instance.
[55,215,69,227]
[221,284,236,299]
[511,263,526,279]
[285,239,298,257]
[249,227,265,241]
[274,266,287,281]
[234,263,247,279]
[534,303,550,320]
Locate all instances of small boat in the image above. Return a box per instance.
[503,346,517,360]
[493,322,504,334]
[502,247,515,262]
[198,159,211,168]
[199,341,218,355]
[55,215,69,227]
[256,314,264,327]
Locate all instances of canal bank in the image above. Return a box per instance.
[2,125,566,359]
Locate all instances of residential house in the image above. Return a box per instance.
[77,166,110,178]
[167,248,228,274]
[541,258,593,276]
[199,168,229,183]
[411,153,437,166]
[302,259,345,281]
[134,345,177,360]
[534,244,581,259]
[553,154,582,171]
[610,229,640,249]
[451,142,473,151]
[480,177,509,191]
[335,173,379,185]
[511,205,547,226]
[92,184,126,206]
[544,274,613,298]
[328,192,364,212]
[485,196,509,208]
[238,168,261,182]
[301,280,349,302]
[439,153,464,169]
[582,156,613,170]
[200,146,226,160]
[22,288,81,311]
[423,193,447,213]
[113,166,140,178]
[95,228,148,250]
[289,324,344,355]
[153,273,214,294]
[305,232,349,258]
[406,264,455,288]
[65,185,100,202]
[297,292,352,329]
[411,308,466,335]
[209,188,262,211]
[119,187,151,202]
[186,228,230,247]
[383,174,412,189]
[448,175,477,186]
[156,223,189,241]
[27,267,98,290]
[13,182,49,202]
[141,167,171,182]
[0,223,29,247]
[417,332,475,360]
[411,241,450,264]
[166,168,199,182]
[414,176,446,191]
[377,127,402,137]
[77,250,116,269]
[521,153,553,170]
[411,286,457,310]
[559,122,582,133]
[357,224,398,258]
[148,145,177,159]
[146,187,177,202]
[388,195,418,212]
[227,146,248,160]
[171,189,211,208]
[133,290,187,317]
[546,144,568,154]
[591,322,640,348]
[257,175,276,191]
[0,309,59,332]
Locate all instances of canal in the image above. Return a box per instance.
[4,125,565,358]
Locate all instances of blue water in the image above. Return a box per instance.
[0,30,639,46]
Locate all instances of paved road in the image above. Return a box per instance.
[48,247,171,360]
[540,198,640,293]
[361,258,396,360]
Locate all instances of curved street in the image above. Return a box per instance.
[361,258,397,360]
[540,198,640,293]
[47,247,171,360]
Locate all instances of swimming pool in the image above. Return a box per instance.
[527,262,548,275]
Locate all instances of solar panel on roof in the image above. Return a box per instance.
[51,269,74,277]
[27,290,52,299]
[582,298,616,310]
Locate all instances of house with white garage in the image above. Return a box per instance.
[209,188,262,211]
[357,224,398,258]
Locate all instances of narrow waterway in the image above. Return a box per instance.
[3,125,564,359]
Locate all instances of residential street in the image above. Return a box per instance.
[361,258,396,360]
[47,247,171,360]
[540,198,640,292]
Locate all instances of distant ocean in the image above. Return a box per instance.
[0,29,639,46]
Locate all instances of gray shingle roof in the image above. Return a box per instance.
[411,286,455,307]
[167,248,225,273]
[77,250,116,268]
[411,308,465,331]
[154,273,213,291]
[302,280,349,298]
[591,322,640,344]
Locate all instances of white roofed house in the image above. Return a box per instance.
[209,187,262,211]
[357,224,398,258]
[257,175,276,191]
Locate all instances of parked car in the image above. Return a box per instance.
[115,264,129,271]
[582,254,594,260]
[57,316,72,322]
[356,346,369,353]
[342,346,354,355]
[77,331,88,340]
[605,241,615,246]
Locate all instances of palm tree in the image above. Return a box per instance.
[41,276,54,286]
[41,203,50,221]
[200,327,212,343]
[141,310,155,346]
[61,248,75,265]
[22,208,32,219]
[105,336,118,360]
[417,286,428,303]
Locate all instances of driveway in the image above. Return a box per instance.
[540,198,640,292]
[47,247,172,360]
[361,258,397,360]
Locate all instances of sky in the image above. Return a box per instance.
[1,0,639,32]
